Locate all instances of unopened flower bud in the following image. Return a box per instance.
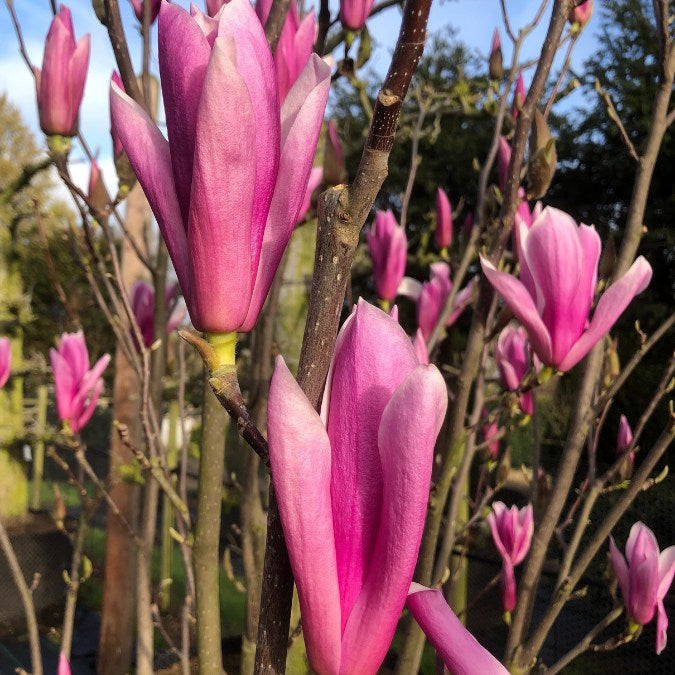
[526,109,557,199]
[488,28,503,80]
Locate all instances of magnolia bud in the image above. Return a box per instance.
[526,109,556,199]
[569,0,593,28]
[488,28,503,80]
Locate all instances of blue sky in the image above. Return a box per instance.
[0,0,598,196]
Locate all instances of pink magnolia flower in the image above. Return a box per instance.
[34,4,90,137]
[512,72,526,119]
[366,210,407,303]
[495,324,536,415]
[481,207,652,372]
[267,299,447,674]
[50,331,110,434]
[609,522,675,654]
[569,0,593,26]
[256,0,316,102]
[340,0,374,31]
[407,583,508,674]
[130,280,186,348]
[497,136,511,191]
[0,337,11,389]
[296,166,323,225]
[129,0,162,23]
[435,187,453,250]
[111,0,330,334]
[488,502,534,612]
[400,263,475,341]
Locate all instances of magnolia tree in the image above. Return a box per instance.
[0,0,673,674]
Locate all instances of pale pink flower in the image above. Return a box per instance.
[267,299,447,674]
[111,0,330,334]
[296,166,323,225]
[481,207,652,372]
[50,331,110,434]
[609,522,675,654]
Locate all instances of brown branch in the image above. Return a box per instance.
[594,80,640,163]
[264,0,292,53]
[0,517,43,675]
[103,0,146,107]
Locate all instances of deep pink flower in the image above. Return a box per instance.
[407,583,508,674]
[512,72,526,119]
[495,325,535,415]
[435,187,453,250]
[111,0,330,334]
[256,0,316,102]
[206,0,228,17]
[267,299,447,674]
[366,210,407,303]
[129,0,162,23]
[400,263,475,341]
[87,158,101,202]
[34,4,90,137]
[569,0,593,26]
[0,337,11,389]
[340,0,374,30]
[488,502,534,612]
[610,522,675,654]
[130,280,186,348]
[50,331,110,434]
[497,136,511,191]
[296,166,323,225]
[513,190,542,258]
[481,207,652,372]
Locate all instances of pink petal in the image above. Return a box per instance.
[267,357,341,675]
[626,521,659,565]
[480,257,553,365]
[446,277,476,327]
[241,54,330,331]
[296,166,324,225]
[58,652,71,675]
[488,502,510,561]
[219,0,281,269]
[397,276,422,301]
[617,414,633,453]
[67,34,90,132]
[657,546,675,601]
[577,223,602,323]
[324,300,418,632]
[406,584,508,674]
[340,0,375,30]
[656,600,669,654]
[630,556,659,625]
[557,256,652,372]
[50,349,75,422]
[187,36,257,332]
[0,337,10,389]
[158,1,213,220]
[73,377,103,433]
[609,536,630,605]
[413,328,429,365]
[110,82,189,294]
[340,364,448,674]
[435,187,452,250]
